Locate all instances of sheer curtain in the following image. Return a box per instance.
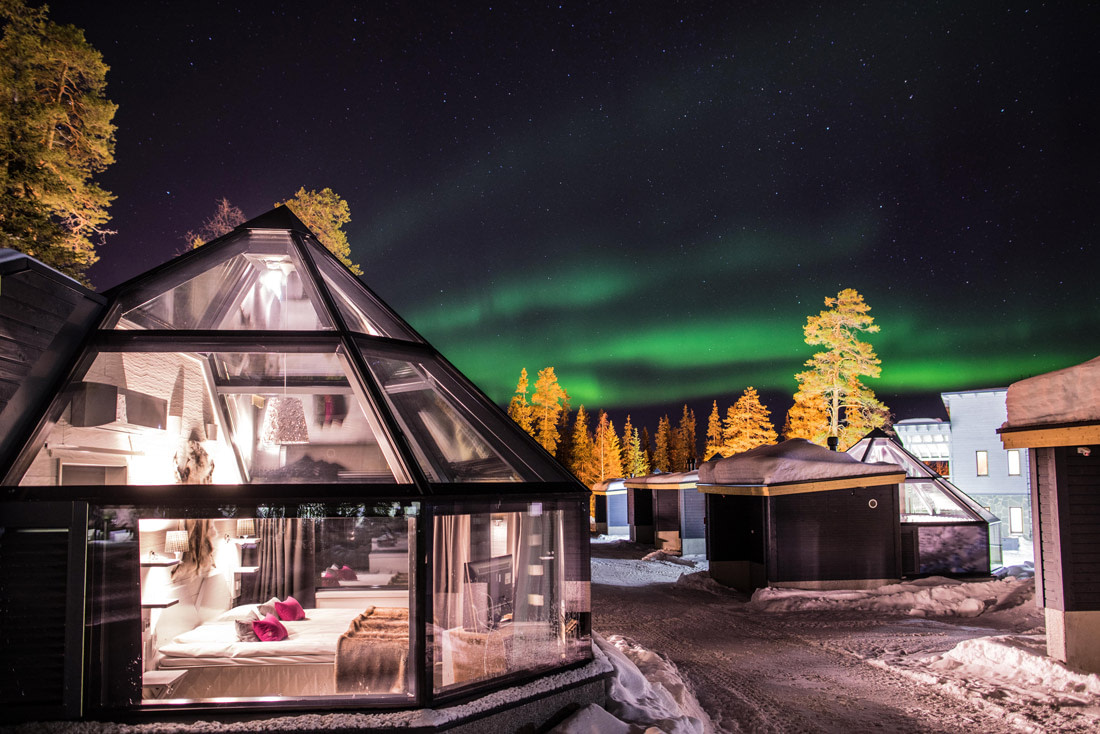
[432,514,471,631]
[252,518,316,607]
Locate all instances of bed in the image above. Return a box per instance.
[154,602,410,699]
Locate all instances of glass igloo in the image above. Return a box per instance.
[847,429,1001,575]
[0,207,591,719]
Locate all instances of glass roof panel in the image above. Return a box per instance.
[900,481,978,523]
[111,232,334,331]
[303,237,422,341]
[361,346,573,483]
[16,347,410,486]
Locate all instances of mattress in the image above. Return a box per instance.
[157,606,369,667]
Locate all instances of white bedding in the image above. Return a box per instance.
[157,606,370,664]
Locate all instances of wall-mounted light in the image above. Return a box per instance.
[236,518,255,538]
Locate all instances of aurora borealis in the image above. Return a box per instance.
[49,1,1096,422]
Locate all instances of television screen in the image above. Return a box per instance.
[463,554,513,630]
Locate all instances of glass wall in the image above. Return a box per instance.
[87,503,417,706]
[18,348,410,486]
[431,503,591,692]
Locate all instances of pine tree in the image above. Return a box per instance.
[531,366,566,454]
[620,415,635,475]
[1,0,117,284]
[569,406,597,487]
[186,197,245,248]
[793,288,890,450]
[704,400,723,460]
[722,386,778,456]
[678,405,697,470]
[276,187,361,275]
[628,428,649,477]
[653,416,672,472]
[555,391,573,466]
[640,426,653,471]
[507,368,533,435]
[783,386,829,443]
[593,411,623,481]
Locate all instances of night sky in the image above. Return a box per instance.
[43,1,1098,426]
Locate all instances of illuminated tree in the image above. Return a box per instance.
[722,386,778,456]
[276,187,361,275]
[531,366,566,453]
[627,428,649,477]
[186,197,245,248]
[621,416,648,478]
[677,405,697,470]
[640,426,653,471]
[783,386,829,443]
[507,367,533,435]
[653,415,671,473]
[704,400,723,460]
[593,411,623,482]
[555,389,572,465]
[792,288,890,450]
[1,0,116,284]
[569,406,597,487]
[621,415,635,472]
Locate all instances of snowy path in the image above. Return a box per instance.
[590,540,1094,734]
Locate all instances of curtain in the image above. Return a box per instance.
[432,514,471,631]
[251,518,316,607]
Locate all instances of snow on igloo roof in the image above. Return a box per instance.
[698,438,902,486]
[1005,355,1100,427]
[623,470,699,487]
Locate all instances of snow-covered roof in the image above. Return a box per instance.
[592,477,627,494]
[698,439,902,486]
[1004,356,1100,427]
[622,470,698,489]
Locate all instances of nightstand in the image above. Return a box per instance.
[142,669,187,699]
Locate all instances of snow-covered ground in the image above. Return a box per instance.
[589,537,1100,733]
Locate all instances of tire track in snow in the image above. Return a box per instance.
[593,569,1013,733]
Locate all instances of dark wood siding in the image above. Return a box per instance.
[771,485,898,583]
[680,488,705,540]
[0,502,87,721]
[706,494,765,563]
[628,488,653,526]
[653,489,679,532]
[1062,444,1100,611]
[593,494,607,523]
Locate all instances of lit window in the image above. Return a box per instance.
[1007,449,1021,476]
[976,450,989,476]
[1009,506,1024,535]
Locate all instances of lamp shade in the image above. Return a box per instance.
[261,396,309,445]
[163,530,188,555]
[236,519,255,537]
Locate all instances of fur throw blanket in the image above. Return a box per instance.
[334,606,409,694]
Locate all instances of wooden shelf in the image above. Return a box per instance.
[140,556,180,567]
[236,566,259,574]
[141,598,179,609]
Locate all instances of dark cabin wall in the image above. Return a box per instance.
[706,494,765,563]
[1036,445,1100,612]
[653,489,679,533]
[771,485,899,583]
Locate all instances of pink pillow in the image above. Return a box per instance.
[274,595,305,621]
[337,565,357,581]
[252,613,287,642]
